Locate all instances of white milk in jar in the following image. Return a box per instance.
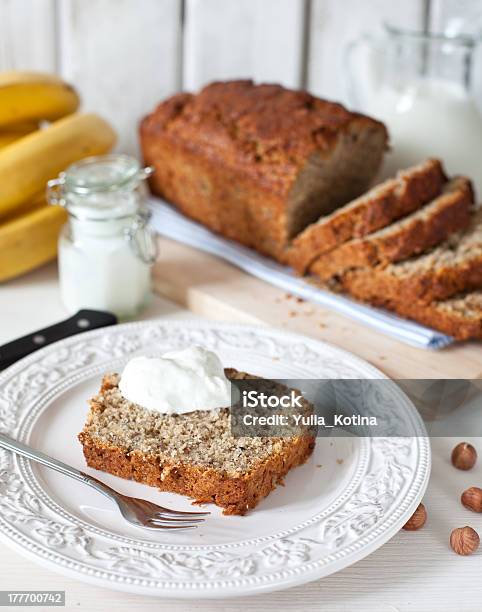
[47,155,157,319]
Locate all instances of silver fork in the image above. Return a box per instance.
[0,433,209,530]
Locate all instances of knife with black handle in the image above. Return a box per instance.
[0,309,117,370]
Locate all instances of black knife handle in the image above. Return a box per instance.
[0,310,117,370]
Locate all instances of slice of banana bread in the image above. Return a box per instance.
[310,176,473,282]
[140,80,388,262]
[78,369,315,516]
[288,158,447,273]
[379,290,482,340]
[342,210,482,305]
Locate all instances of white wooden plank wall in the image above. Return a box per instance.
[183,0,307,90]
[429,0,482,34]
[58,0,182,155]
[307,0,426,104]
[0,0,56,71]
[0,0,481,155]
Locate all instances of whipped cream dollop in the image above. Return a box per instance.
[118,346,232,414]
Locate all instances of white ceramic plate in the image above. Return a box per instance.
[0,320,430,598]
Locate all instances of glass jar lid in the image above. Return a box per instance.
[64,155,150,194]
[47,154,154,221]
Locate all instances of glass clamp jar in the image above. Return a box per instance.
[47,154,158,319]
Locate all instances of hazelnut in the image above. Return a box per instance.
[461,487,482,512]
[402,502,427,531]
[451,442,477,470]
[450,526,480,556]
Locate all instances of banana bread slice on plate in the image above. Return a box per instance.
[288,158,447,273]
[78,370,315,516]
[310,176,473,282]
[342,209,482,305]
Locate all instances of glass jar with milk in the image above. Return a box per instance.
[47,154,157,319]
[345,24,482,195]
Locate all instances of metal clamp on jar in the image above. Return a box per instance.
[47,154,158,319]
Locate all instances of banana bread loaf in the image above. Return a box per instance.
[140,80,388,262]
[79,369,315,516]
[288,158,447,273]
[342,210,482,305]
[310,176,473,281]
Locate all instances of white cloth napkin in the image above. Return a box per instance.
[148,198,454,350]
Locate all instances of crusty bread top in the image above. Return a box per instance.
[140,80,387,197]
[378,207,482,278]
[309,175,474,281]
[337,206,482,309]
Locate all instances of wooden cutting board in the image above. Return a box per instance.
[152,237,482,380]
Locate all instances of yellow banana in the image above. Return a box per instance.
[0,113,117,218]
[0,71,80,127]
[1,191,45,222]
[0,198,67,282]
[0,121,39,149]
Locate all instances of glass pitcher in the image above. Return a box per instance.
[344,24,482,194]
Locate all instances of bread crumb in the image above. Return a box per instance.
[336,458,344,465]
[295,297,305,304]
[319,322,326,329]
[288,310,297,317]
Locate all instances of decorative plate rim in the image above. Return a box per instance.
[18,363,373,551]
[0,319,431,598]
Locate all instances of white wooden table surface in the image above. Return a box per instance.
[1,262,482,612]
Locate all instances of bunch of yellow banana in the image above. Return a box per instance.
[0,121,39,150]
[0,71,117,282]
